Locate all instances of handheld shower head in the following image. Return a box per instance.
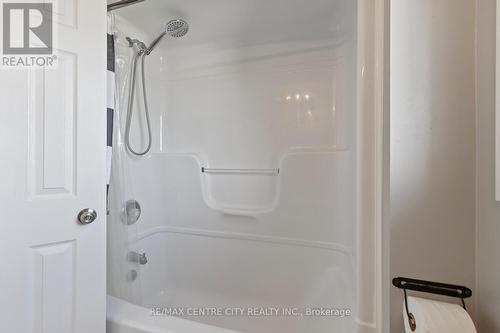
[166,19,189,38]
[145,19,189,55]
[124,19,189,156]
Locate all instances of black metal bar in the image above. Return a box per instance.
[107,0,145,12]
[392,277,472,299]
[394,277,472,331]
[461,297,467,310]
[403,289,417,331]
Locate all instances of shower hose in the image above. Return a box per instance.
[124,52,152,156]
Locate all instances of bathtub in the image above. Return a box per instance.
[107,221,356,333]
[107,296,240,333]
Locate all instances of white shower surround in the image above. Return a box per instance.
[107,0,386,332]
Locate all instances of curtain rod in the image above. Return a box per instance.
[107,0,145,12]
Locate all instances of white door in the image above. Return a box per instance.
[0,0,107,332]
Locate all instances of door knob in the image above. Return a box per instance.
[78,208,97,225]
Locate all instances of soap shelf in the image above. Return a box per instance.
[201,168,279,175]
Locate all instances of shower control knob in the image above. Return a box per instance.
[77,208,97,225]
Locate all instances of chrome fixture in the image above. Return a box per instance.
[107,0,145,12]
[201,168,280,175]
[145,19,189,55]
[77,208,97,225]
[121,199,141,225]
[126,37,147,54]
[128,251,148,265]
[166,19,190,38]
[126,269,138,282]
[124,19,190,156]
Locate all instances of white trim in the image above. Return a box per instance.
[495,0,500,201]
[373,0,387,331]
[357,0,387,331]
[474,0,480,321]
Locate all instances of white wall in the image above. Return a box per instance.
[476,0,500,331]
[390,0,476,332]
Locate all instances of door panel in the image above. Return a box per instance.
[0,0,107,332]
[31,240,76,333]
[28,50,77,198]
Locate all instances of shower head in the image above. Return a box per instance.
[145,19,189,55]
[165,19,189,38]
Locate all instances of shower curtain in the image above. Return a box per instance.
[106,13,143,304]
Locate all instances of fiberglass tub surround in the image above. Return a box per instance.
[107,0,382,332]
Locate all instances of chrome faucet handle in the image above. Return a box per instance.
[138,253,148,265]
[127,251,148,265]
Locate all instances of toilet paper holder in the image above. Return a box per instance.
[393,277,472,332]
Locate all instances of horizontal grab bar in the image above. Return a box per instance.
[201,168,279,175]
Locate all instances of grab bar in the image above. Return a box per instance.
[201,168,279,175]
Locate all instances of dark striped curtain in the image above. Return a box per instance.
[106,33,115,201]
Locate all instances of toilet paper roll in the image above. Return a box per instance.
[403,296,476,333]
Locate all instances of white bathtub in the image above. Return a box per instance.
[107,296,240,333]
